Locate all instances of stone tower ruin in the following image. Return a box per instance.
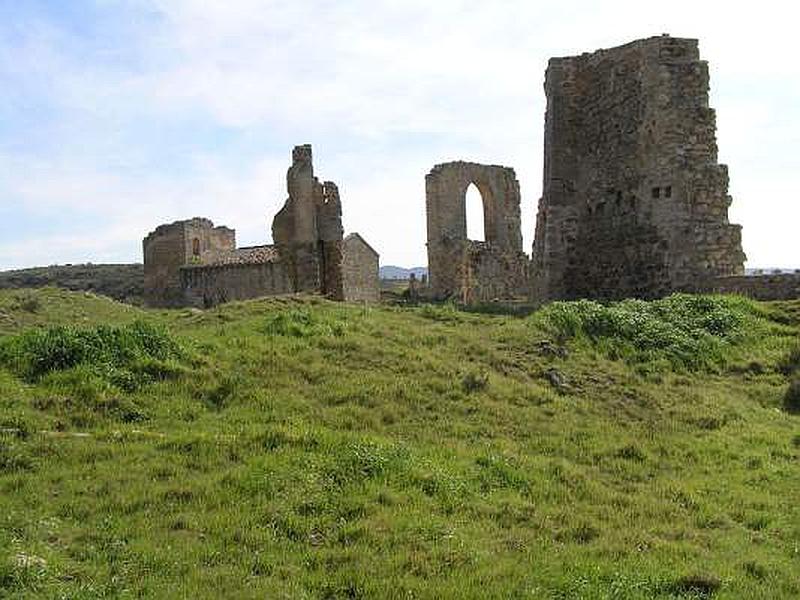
[531,35,746,302]
[272,144,345,299]
[425,161,528,303]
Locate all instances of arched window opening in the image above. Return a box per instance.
[192,238,201,257]
[465,183,485,242]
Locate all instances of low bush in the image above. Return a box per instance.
[534,294,757,371]
[0,320,184,390]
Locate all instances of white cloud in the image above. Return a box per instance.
[1,0,799,270]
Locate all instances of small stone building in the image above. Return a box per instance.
[143,145,379,308]
[342,233,380,303]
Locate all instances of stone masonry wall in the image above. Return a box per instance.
[342,234,379,303]
[272,145,345,299]
[319,182,345,300]
[531,35,745,302]
[143,145,370,308]
[426,161,528,303]
[143,223,185,307]
[144,218,235,307]
[181,261,291,308]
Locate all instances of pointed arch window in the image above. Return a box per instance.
[465,183,485,242]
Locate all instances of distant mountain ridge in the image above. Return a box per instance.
[379,266,427,280]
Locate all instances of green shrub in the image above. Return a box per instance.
[0,320,183,390]
[534,294,756,371]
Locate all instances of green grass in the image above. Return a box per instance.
[0,287,798,598]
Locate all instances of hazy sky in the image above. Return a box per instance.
[1,1,798,270]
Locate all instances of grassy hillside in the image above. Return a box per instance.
[0,288,798,598]
[0,264,143,304]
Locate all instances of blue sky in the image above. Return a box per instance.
[1,0,798,270]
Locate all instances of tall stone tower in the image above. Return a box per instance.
[272,145,345,299]
[531,35,746,302]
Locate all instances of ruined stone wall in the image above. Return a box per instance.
[426,161,528,303]
[342,234,379,303]
[702,274,800,301]
[144,222,185,307]
[319,182,345,300]
[180,261,291,308]
[184,220,236,266]
[531,35,745,302]
[272,145,345,299]
[143,218,235,307]
[143,145,371,308]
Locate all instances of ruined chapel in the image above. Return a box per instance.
[144,145,379,308]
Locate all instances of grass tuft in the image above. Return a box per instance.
[667,573,722,597]
[461,370,489,393]
[264,308,346,337]
[783,377,800,414]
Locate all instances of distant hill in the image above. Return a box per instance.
[379,265,427,280]
[0,263,144,303]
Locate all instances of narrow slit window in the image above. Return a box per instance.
[651,187,661,199]
[192,238,201,257]
[665,186,672,198]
